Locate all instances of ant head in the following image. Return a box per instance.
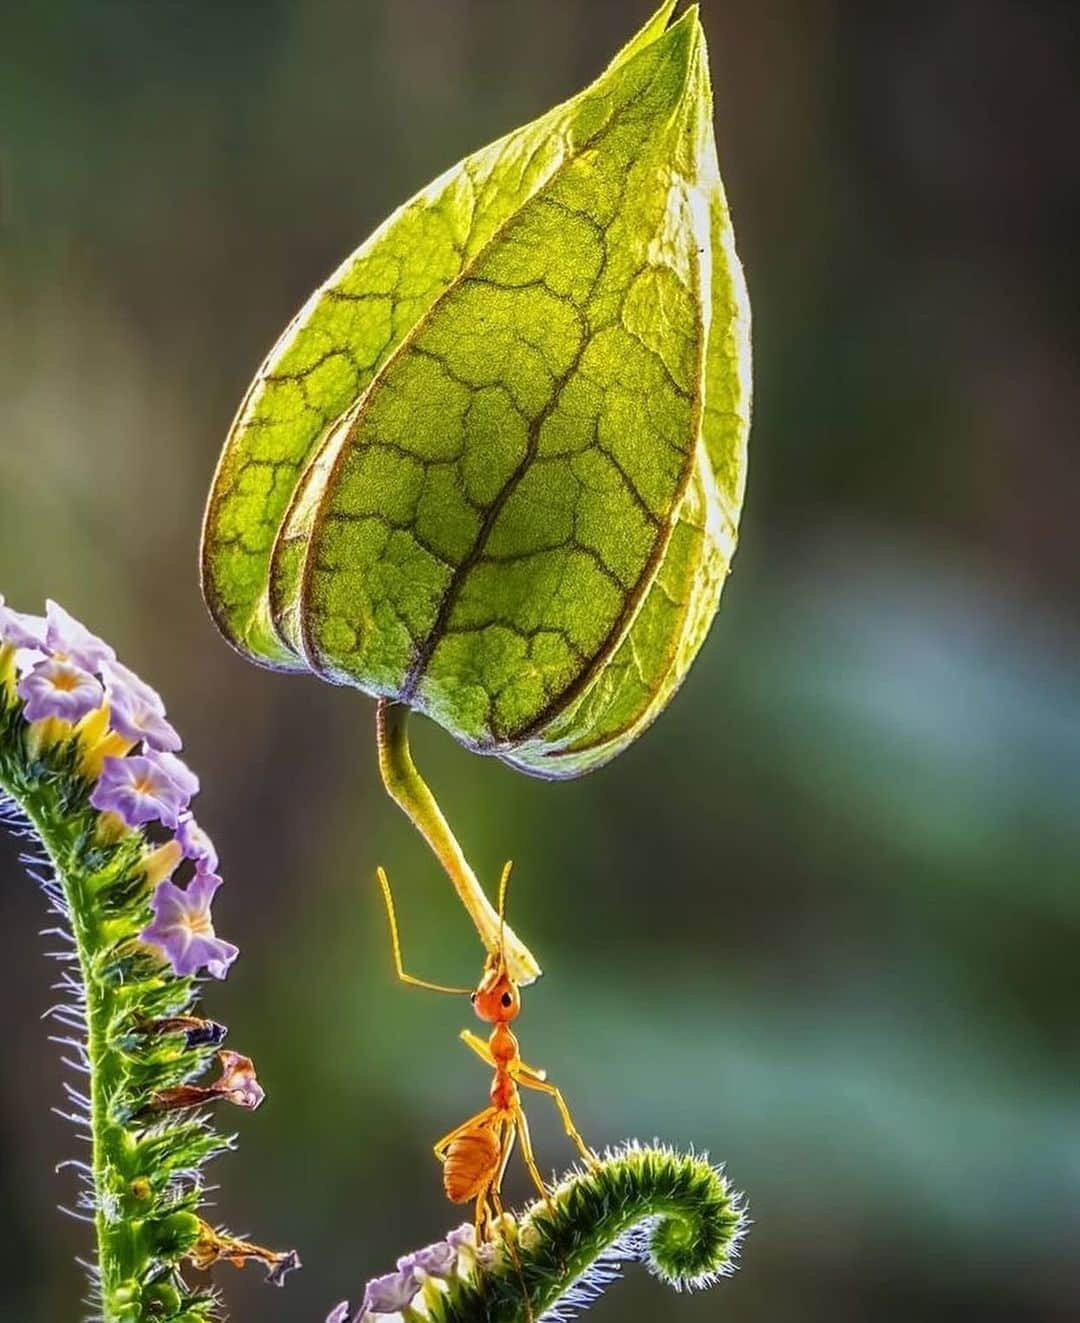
[470,859,521,1022]
[471,958,521,1023]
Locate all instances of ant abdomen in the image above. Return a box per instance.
[443,1125,500,1203]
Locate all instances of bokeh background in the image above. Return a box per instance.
[2,1,1078,1319]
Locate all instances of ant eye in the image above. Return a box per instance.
[501,992,513,1008]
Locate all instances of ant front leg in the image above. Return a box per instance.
[459,1028,496,1067]
[514,1065,598,1168]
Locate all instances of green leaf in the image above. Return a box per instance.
[202,2,751,778]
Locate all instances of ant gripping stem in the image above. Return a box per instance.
[373,857,598,1251]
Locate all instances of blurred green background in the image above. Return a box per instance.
[2,1,1077,1319]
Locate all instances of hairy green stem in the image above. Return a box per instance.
[20,782,120,1297]
[0,663,288,1321]
[375,699,541,985]
[343,1143,745,1323]
[447,1145,743,1322]
[0,732,217,1321]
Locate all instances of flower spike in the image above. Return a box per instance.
[0,594,296,1318]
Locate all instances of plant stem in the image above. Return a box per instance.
[375,698,541,984]
[0,626,292,1320]
[2,768,122,1307]
[378,1143,746,1323]
[0,720,225,1321]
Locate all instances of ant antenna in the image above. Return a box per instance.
[375,867,473,996]
[497,860,514,973]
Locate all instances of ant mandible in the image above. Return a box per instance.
[375,861,597,1242]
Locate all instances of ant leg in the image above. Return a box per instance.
[459,1028,496,1066]
[514,1068,597,1167]
[473,1189,489,1246]
[512,1103,553,1205]
[375,867,473,996]
[490,1182,536,1323]
[433,1106,499,1163]
[479,1116,517,1241]
[516,1103,573,1284]
[493,1114,517,1198]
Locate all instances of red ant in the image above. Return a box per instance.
[375,861,596,1242]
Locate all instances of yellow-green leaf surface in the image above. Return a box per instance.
[201,2,751,779]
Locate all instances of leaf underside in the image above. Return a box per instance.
[201,1,751,778]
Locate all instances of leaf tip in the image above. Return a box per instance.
[605,0,680,74]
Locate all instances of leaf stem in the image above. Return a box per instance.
[374,699,541,984]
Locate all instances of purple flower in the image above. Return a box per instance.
[400,1239,458,1279]
[148,748,199,799]
[0,598,45,649]
[17,659,104,723]
[140,873,238,978]
[446,1224,477,1253]
[363,1268,421,1314]
[44,599,115,673]
[43,600,115,672]
[101,659,181,752]
[140,872,238,979]
[176,813,219,873]
[90,754,191,828]
[0,601,47,672]
[325,1304,351,1323]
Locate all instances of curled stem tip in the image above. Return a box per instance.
[332,1142,746,1323]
